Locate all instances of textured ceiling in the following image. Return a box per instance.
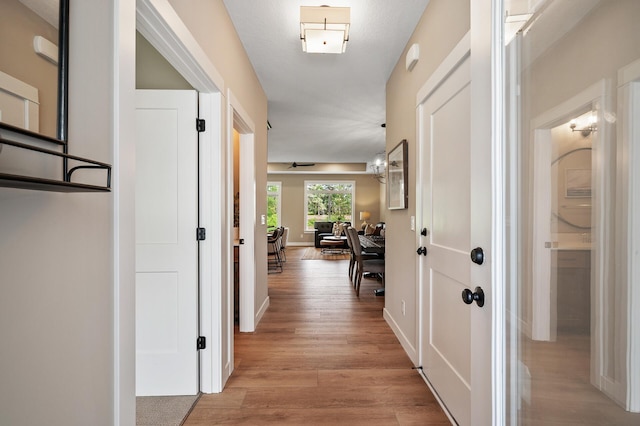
[222,0,430,163]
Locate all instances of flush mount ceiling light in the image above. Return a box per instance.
[300,6,350,54]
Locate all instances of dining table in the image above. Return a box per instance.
[358,234,385,255]
[357,234,385,296]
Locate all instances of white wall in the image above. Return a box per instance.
[0,0,125,424]
[384,0,470,361]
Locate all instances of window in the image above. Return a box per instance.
[304,181,355,231]
[266,182,281,230]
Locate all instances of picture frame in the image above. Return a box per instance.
[565,169,591,198]
[387,139,408,210]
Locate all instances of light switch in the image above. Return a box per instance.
[260,214,266,225]
[410,216,415,231]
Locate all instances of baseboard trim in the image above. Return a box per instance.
[255,296,270,325]
[383,307,418,364]
[287,242,313,247]
[418,369,457,425]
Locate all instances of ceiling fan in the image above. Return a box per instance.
[288,162,316,168]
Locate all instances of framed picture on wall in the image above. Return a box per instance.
[565,169,591,198]
[387,139,408,210]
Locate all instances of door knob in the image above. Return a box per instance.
[461,286,485,307]
[470,247,484,265]
[421,228,428,236]
[416,247,427,256]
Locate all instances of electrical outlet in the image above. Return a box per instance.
[401,300,406,316]
[300,234,304,239]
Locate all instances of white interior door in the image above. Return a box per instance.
[135,89,199,396]
[418,34,491,425]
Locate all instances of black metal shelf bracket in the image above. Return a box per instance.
[0,135,111,193]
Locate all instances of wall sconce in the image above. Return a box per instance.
[359,211,371,230]
[569,115,597,137]
[300,6,350,54]
[367,151,386,183]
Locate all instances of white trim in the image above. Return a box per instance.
[531,130,554,341]
[0,71,39,103]
[0,71,40,132]
[136,0,224,92]
[255,295,270,326]
[113,0,137,423]
[131,0,226,400]
[198,92,224,393]
[530,81,603,129]
[617,59,640,412]
[529,79,612,402]
[491,0,507,423]
[383,308,418,364]
[416,32,471,105]
[418,370,458,426]
[470,1,494,423]
[618,58,640,87]
[228,89,258,334]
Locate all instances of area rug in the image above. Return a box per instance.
[301,247,349,260]
[136,394,200,426]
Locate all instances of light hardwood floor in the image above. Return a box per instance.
[184,247,449,425]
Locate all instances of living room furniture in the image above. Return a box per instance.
[347,227,385,296]
[314,221,334,248]
[319,236,348,254]
[268,227,284,273]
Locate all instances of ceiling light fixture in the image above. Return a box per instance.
[300,6,350,54]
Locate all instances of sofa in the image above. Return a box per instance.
[314,222,334,248]
[314,221,351,248]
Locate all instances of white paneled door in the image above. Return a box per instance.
[135,90,199,396]
[417,33,491,425]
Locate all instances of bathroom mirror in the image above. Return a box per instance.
[0,0,67,143]
[551,147,592,230]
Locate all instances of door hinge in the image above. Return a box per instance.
[196,227,206,241]
[196,118,206,132]
[197,336,206,350]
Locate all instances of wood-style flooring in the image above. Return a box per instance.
[520,331,640,425]
[184,247,449,425]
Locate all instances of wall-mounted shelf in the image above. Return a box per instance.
[0,172,110,192]
[0,130,111,193]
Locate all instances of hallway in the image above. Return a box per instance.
[184,247,449,425]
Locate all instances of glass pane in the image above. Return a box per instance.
[504,1,640,424]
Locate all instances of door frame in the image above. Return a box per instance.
[135,0,226,394]
[530,81,610,395]
[616,57,640,411]
[226,88,258,340]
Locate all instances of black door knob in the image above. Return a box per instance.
[470,247,484,265]
[416,247,427,256]
[421,228,428,236]
[461,286,485,307]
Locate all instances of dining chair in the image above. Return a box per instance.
[267,227,283,273]
[346,227,385,296]
[280,227,289,262]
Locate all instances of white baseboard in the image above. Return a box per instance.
[418,369,456,425]
[287,242,313,247]
[383,307,418,364]
[255,296,270,325]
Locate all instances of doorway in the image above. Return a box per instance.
[503,0,640,423]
